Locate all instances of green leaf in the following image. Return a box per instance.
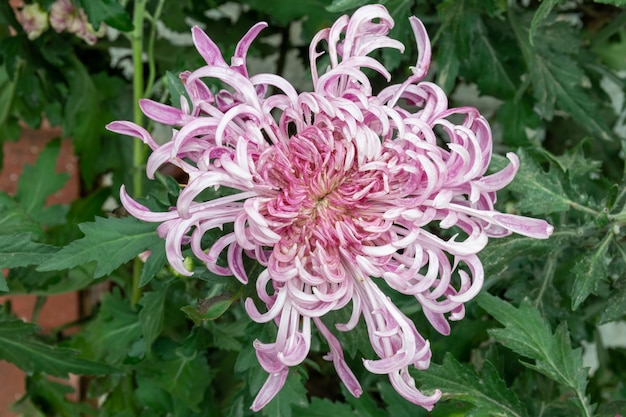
[139,240,166,287]
[0,234,58,270]
[78,0,133,31]
[62,57,102,185]
[208,318,248,351]
[593,0,626,4]
[326,0,381,13]
[341,387,387,417]
[241,0,337,38]
[37,216,160,278]
[13,374,95,417]
[79,291,142,364]
[600,274,626,323]
[0,204,43,237]
[596,401,626,416]
[294,397,355,416]
[510,11,613,141]
[571,233,611,310]
[166,70,190,109]
[138,289,168,351]
[529,0,564,46]
[0,66,17,135]
[480,234,557,278]
[377,382,429,417]
[437,0,516,97]
[477,293,596,417]
[0,319,116,377]
[419,353,527,417]
[262,371,308,417]
[497,98,542,146]
[435,34,460,94]
[181,295,235,324]
[152,334,212,412]
[490,150,571,215]
[15,138,69,217]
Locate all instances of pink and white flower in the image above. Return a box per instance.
[50,0,105,45]
[107,5,553,411]
[15,3,49,40]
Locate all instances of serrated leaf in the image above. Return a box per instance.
[78,0,133,31]
[477,293,595,416]
[342,386,387,417]
[156,347,211,411]
[0,319,116,377]
[437,0,516,96]
[0,234,58,271]
[600,275,626,324]
[13,374,95,417]
[294,397,355,417]
[208,319,247,351]
[510,11,613,141]
[491,150,571,215]
[15,138,69,217]
[0,205,43,237]
[497,98,542,146]
[262,371,309,417]
[419,354,527,417]
[529,0,564,46]
[79,291,142,364]
[138,290,167,351]
[571,234,611,310]
[377,382,429,417]
[37,216,160,278]
[480,234,557,277]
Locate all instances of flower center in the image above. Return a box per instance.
[259,128,374,250]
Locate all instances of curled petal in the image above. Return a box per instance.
[106,121,159,150]
[192,26,228,67]
[250,369,289,412]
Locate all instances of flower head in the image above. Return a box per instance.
[50,0,105,45]
[107,5,553,411]
[16,3,49,40]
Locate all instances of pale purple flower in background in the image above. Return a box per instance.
[107,5,553,411]
[50,0,105,45]
[15,3,49,40]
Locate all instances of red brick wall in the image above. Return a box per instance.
[0,126,80,417]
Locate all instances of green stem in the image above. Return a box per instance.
[131,0,147,307]
[533,249,559,309]
[143,0,166,97]
[568,201,601,217]
[132,0,146,197]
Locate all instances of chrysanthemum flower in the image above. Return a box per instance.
[107,5,552,411]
